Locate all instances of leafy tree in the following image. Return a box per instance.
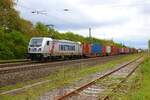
[35,22,49,36]
[0,0,125,60]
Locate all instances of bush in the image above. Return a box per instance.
[0,28,29,59]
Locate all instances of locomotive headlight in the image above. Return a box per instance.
[38,48,41,51]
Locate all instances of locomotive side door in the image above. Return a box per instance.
[43,39,53,57]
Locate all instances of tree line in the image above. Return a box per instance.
[0,0,124,59]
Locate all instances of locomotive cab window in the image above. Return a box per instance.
[30,39,43,47]
[46,41,50,45]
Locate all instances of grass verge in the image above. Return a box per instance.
[0,54,140,100]
[106,53,149,100]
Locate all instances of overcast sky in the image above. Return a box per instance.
[15,0,150,49]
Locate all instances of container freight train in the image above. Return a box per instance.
[27,37,137,61]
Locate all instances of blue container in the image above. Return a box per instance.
[91,44,102,55]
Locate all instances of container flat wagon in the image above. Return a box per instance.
[91,44,102,57]
[106,46,111,56]
[82,43,92,57]
[110,46,118,56]
[102,46,107,56]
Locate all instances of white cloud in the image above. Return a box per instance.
[15,0,150,49]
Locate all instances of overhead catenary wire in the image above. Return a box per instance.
[14,0,48,15]
[15,0,149,15]
[14,0,150,32]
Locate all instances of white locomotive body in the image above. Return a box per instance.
[28,37,82,60]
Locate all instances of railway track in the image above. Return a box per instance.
[0,57,112,68]
[0,55,128,95]
[0,59,29,64]
[102,60,142,100]
[0,55,127,87]
[55,56,143,100]
[0,60,38,68]
[0,55,122,75]
[101,57,144,100]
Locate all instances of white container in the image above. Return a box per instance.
[106,46,111,54]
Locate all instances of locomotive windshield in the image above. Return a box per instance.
[30,39,43,47]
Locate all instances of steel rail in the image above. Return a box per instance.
[0,55,121,74]
[0,61,37,68]
[103,57,144,100]
[0,59,30,64]
[56,56,142,100]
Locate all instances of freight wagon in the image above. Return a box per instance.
[82,43,91,57]
[110,46,119,56]
[119,48,125,54]
[130,48,137,54]
[102,46,107,56]
[124,48,130,54]
[106,46,111,56]
[91,44,102,57]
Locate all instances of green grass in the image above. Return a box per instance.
[0,54,139,100]
[106,53,150,100]
[125,54,150,100]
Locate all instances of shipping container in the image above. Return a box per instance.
[82,43,91,57]
[119,48,122,54]
[127,48,130,54]
[131,48,136,54]
[116,47,120,55]
[133,48,137,53]
[106,46,111,55]
[129,48,133,53]
[91,44,102,56]
[102,46,107,56]
[124,48,130,54]
[110,46,119,55]
[119,48,125,54]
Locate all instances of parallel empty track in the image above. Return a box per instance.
[0,60,37,68]
[56,56,143,100]
[0,55,122,75]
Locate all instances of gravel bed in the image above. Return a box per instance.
[39,62,128,100]
[0,56,120,87]
[39,57,143,100]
